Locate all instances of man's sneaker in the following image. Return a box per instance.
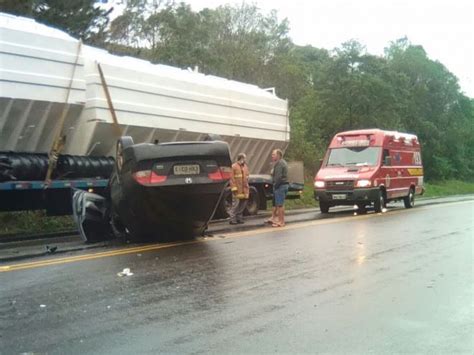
[237,220,245,224]
[229,221,239,225]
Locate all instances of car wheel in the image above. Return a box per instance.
[116,136,134,172]
[403,188,415,208]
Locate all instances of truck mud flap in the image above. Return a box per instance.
[72,189,112,243]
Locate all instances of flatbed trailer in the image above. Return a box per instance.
[0,179,109,215]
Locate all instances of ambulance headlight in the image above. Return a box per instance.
[314,180,325,188]
[356,179,371,188]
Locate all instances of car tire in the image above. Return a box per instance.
[116,136,134,172]
[403,187,415,208]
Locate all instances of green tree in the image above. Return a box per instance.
[308,40,400,143]
[0,0,110,41]
[109,0,151,48]
[0,0,35,16]
[202,4,291,83]
[146,3,210,68]
[385,39,471,180]
[108,2,292,86]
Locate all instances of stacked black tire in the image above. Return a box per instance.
[0,152,115,182]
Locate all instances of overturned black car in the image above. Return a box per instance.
[73,137,232,243]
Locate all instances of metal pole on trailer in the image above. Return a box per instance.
[44,39,83,185]
[97,62,122,138]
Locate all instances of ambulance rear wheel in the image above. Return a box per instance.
[374,190,386,213]
[357,204,367,214]
[319,201,330,214]
[403,188,415,208]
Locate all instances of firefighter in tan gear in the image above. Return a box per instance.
[229,153,250,224]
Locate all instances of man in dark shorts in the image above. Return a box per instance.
[270,149,288,227]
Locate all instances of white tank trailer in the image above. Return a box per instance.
[0,13,289,175]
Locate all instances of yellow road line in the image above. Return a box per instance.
[0,240,200,272]
[1,199,471,273]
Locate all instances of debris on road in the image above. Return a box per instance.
[46,246,58,254]
[117,268,134,277]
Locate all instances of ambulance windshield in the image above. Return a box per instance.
[326,147,380,167]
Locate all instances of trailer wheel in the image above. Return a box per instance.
[403,187,415,208]
[319,201,330,214]
[116,136,134,172]
[244,186,259,216]
[374,189,386,213]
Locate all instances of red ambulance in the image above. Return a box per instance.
[314,129,424,213]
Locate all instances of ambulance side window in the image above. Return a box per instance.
[413,151,422,165]
[383,149,391,166]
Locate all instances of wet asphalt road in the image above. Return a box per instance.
[1,199,473,354]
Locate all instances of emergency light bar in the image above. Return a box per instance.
[340,139,370,147]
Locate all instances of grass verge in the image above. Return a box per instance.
[423,180,474,198]
[285,182,317,210]
[0,211,75,236]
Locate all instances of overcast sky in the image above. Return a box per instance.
[182,0,473,98]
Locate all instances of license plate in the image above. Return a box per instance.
[332,194,346,200]
[173,164,200,175]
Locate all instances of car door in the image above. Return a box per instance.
[72,189,112,243]
[380,149,397,200]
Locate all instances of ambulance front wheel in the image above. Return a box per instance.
[374,189,386,213]
[319,201,330,214]
[403,187,415,208]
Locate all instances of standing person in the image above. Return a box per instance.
[229,153,250,225]
[271,149,289,227]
